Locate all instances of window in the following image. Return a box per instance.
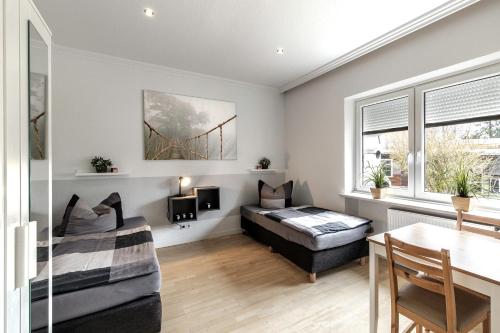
[422,73,500,200]
[381,159,393,177]
[354,62,500,208]
[357,90,413,193]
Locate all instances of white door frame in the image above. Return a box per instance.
[3,0,51,332]
[19,1,52,331]
[0,0,5,330]
[4,0,23,331]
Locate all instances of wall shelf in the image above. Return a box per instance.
[167,195,198,223]
[193,186,220,211]
[167,186,221,223]
[74,171,130,178]
[248,168,286,174]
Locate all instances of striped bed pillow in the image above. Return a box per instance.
[258,180,293,209]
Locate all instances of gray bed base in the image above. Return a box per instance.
[32,293,162,333]
[241,216,368,279]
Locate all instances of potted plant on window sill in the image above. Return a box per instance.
[364,163,390,199]
[451,163,479,212]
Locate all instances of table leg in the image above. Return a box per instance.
[369,242,379,333]
[491,286,500,333]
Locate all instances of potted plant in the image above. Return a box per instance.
[259,157,271,170]
[364,163,389,199]
[91,156,112,173]
[451,163,480,212]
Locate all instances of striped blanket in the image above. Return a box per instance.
[263,206,372,238]
[32,224,159,301]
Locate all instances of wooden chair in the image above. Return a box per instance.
[384,233,490,333]
[456,211,500,239]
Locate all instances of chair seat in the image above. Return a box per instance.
[398,284,489,331]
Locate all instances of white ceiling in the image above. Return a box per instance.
[35,0,457,89]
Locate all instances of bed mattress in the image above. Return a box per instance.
[241,205,371,251]
[31,216,161,330]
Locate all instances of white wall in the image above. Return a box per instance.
[284,0,500,227]
[52,46,285,179]
[51,46,286,246]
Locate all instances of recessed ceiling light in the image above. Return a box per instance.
[275,47,285,55]
[144,8,155,17]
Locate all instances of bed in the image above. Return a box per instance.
[241,205,372,282]
[31,216,162,333]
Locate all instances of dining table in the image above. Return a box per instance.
[368,222,500,333]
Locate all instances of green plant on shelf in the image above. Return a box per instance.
[259,157,271,169]
[91,156,112,173]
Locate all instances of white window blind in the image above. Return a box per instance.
[362,96,408,134]
[425,74,500,126]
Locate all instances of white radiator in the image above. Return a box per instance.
[387,209,456,231]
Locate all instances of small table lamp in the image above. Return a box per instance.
[178,176,191,196]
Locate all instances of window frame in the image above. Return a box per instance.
[415,62,500,207]
[353,61,500,210]
[355,88,415,197]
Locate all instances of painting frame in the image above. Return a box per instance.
[143,90,237,160]
[30,72,47,160]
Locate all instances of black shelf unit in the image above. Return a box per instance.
[167,195,198,223]
[193,186,220,211]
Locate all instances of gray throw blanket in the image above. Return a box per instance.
[263,206,371,238]
[32,224,159,301]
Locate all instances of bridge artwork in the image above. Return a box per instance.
[143,90,237,160]
[30,72,47,160]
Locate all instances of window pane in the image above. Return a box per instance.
[425,121,500,199]
[424,74,500,199]
[363,130,409,189]
[361,96,409,191]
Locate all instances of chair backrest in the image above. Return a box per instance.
[456,211,500,239]
[384,233,457,332]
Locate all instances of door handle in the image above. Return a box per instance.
[407,152,414,165]
[28,221,38,280]
[15,221,37,289]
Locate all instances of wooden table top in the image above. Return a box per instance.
[368,223,500,286]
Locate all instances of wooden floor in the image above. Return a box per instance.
[157,234,482,333]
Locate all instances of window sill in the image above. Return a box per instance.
[339,191,499,218]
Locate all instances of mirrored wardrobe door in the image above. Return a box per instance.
[28,20,51,332]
